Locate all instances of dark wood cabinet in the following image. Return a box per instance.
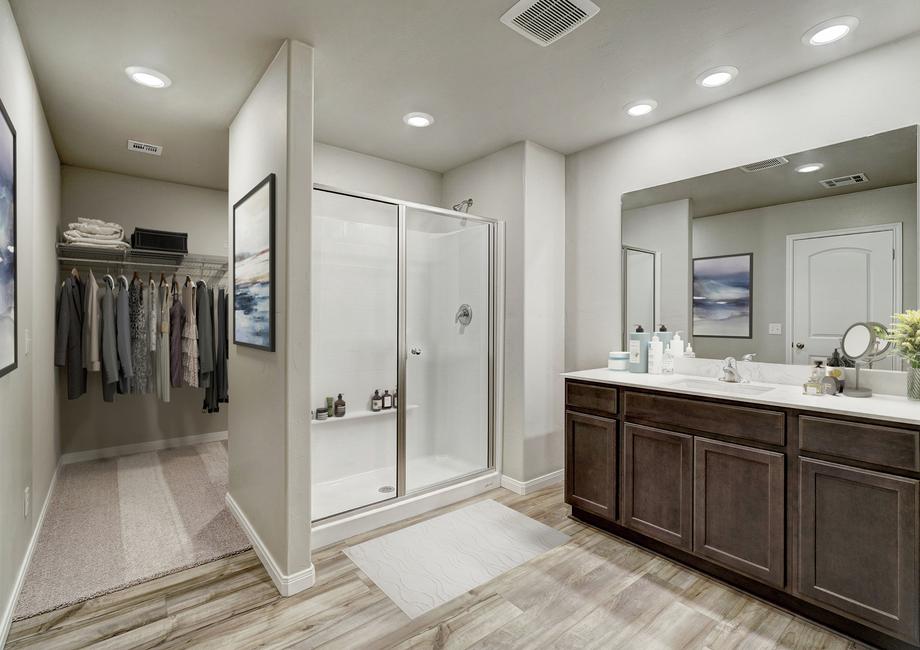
[622,423,692,549]
[693,437,785,588]
[798,458,919,644]
[565,411,616,520]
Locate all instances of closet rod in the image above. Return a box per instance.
[57,256,227,270]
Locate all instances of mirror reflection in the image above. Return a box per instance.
[621,125,918,367]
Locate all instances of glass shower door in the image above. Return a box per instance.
[311,189,398,520]
[402,207,492,493]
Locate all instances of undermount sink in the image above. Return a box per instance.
[666,378,776,396]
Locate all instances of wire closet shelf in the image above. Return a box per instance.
[56,243,229,285]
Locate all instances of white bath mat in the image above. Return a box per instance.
[344,499,570,618]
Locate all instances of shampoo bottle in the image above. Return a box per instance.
[670,331,684,358]
[648,334,664,375]
[628,325,650,373]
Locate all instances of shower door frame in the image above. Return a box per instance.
[312,184,504,523]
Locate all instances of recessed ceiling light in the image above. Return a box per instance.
[624,99,658,117]
[125,66,171,89]
[403,112,434,128]
[795,162,824,173]
[802,16,859,46]
[696,65,739,88]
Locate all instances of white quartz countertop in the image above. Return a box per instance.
[563,368,920,428]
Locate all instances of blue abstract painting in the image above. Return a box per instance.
[233,174,275,351]
[0,99,15,377]
[693,254,752,338]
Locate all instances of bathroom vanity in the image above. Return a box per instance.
[563,369,920,650]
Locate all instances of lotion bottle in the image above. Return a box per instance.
[670,331,684,358]
[648,334,664,375]
[628,325,650,373]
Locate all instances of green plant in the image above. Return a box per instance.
[887,310,920,368]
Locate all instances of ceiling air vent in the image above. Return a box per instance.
[739,156,789,173]
[500,0,600,46]
[820,173,869,188]
[127,139,163,156]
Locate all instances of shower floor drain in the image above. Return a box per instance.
[378,485,396,494]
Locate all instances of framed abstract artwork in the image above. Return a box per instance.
[0,97,16,378]
[233,173,275,351]
[692,253,753,339]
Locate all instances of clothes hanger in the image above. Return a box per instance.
[104,274,115,289]
[70,267,80,279]
[118,274,129,289]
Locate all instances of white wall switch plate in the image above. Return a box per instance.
[768,323,782,335]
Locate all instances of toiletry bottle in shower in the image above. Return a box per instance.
[628,325,650,373]
[382,390,393,410]
[371,390,383,412]
[334,394,346,417]
[393,390,398,408]
[648,334,663,375]
[326,396,335,414]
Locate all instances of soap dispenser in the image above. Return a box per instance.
[656,325,673,352]
[670,331,684,358]
[648,334,664,375]
[628,325,650,373]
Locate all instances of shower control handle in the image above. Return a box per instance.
[410,347,423,356]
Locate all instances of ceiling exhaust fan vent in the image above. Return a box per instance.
[127,139,163,156]
[820,173,869,188]
[739,157,789,173]
[500,0,599,46]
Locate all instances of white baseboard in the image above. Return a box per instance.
[1,460,61,647]
[225,493,315,597]
[311,471,501,550]
[61,430,228,464]
[501,469,564,495]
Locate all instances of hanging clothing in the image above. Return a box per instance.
[55,274,87,399]
[169,284,186,388]
[129,279,150,394]
[216,288,229,404]
[157,282,171,402]
[83,270,101,372]
[100,281,118,402]
[145,278,158,394]
[181,282,199,388]
[197,281,214,390]
[115,282,134,394]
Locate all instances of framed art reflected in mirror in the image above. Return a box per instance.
[692,253,753,339]
[0,96,17,378]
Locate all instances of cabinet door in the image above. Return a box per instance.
[623,424,692,549]
[565,411,616,520]
[799,458,919,644]
[694,438,785,587]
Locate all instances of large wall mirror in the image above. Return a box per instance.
[621,125,918,367]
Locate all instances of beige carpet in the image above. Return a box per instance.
[13,441,250,621]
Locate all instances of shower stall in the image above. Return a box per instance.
[310,186,502,523]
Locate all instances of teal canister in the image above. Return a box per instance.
[656,325,673,352]
[628,325,650,373]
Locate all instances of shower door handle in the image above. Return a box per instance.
[410,347,423,356]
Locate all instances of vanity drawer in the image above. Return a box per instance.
[566,381,617,417]
[623,391,785,446]
[799,416,920,472]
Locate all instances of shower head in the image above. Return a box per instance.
[452,198,474,213]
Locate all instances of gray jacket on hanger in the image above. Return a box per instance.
[55,275,87,399]
[196,281,214,388]
[100,282,118,401]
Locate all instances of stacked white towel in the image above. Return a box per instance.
[63,218,130,249]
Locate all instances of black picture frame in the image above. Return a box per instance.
[0,96,17,379]
[232,173,276,351]
[692,253,753,339]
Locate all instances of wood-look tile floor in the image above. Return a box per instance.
[5,485,865,650]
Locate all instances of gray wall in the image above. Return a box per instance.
[692,183,917,362]
[565,34,920,372]
[0,0,61,640]
[622,199,691,340]
[228,40,313,580]
[58,167,229,454]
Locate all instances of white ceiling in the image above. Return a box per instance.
[622,126,918,217]
[11,0,920,190]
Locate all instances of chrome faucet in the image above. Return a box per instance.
[720,357,744,383]
[741,353,757,362]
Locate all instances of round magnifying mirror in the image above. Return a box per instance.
[841,322,874,360]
